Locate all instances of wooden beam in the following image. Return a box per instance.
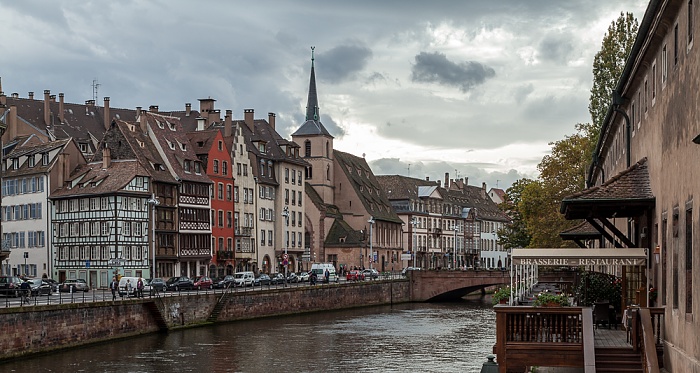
[586,218,623,248]
[599,217,636,248]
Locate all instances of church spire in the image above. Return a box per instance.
[305,46,320,121]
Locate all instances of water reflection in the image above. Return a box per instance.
[2,297,495,373]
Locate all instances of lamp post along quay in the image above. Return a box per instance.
[411,217,418,268]
[282,206,289,286]
[368,217,375,271]
[453,225,459,270]
[147,195,159,279]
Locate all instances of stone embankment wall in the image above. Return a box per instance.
[0,280,409,360]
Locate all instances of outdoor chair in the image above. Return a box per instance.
[593,301,611,329]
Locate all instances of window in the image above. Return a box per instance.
[102,222,110,236]
[291,191,296,205]
[123,222,131,236]
[237,163,242,175]
[298,171,302,185]
[686,206,693,313]
[194,161,201,174]
[267,161,272,178]
[285,189,289,205]
[304,140,311,157]
[42,153,49,165]
[218,183,224,200]
[689,0,694,46]
[226,185,232,201]
[28,156,35,168]
[218,210,224,227]
[133,222,143,236]
[222,161,228,175]
[268,230,273,246]
[260,230,266,246]
[298,212,302,227]
[184,160,191,173]
[285,168,289,183]
[651,62,656,103]
[218,140,223,151]
[291,169,296,184]
[675,23,679,65]
[644,78,648,113]
[227,211,232,228]
[260,160,265,176]
[662,44,668,85]
[298,191,302,207]
[213,160,219,174]
[234,186,239,202]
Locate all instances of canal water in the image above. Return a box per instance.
[3,297,496,373]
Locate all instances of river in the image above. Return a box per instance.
[2,297,496,373]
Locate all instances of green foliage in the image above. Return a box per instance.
[497,178,533,249]
[533,292,570,307]
[492,286,512,305]
[589,12,639,148]
[574,271,622,310]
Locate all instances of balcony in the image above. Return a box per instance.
[431,228,442,236]
[235,227,252,236]
[217,250,234,260]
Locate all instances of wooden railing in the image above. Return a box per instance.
[495,307,593,373]
[628,307,664,372]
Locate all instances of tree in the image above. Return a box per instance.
[497,178,533,249]
[589,12,639,148]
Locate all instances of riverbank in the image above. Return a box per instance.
[0,279,410,361]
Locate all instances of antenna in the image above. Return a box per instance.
[407,163,411,177]
[92,79,100,104]
[496,179,500,188]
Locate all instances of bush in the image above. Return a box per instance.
[533,292,570,307]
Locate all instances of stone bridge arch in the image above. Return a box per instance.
[409,270,510,302]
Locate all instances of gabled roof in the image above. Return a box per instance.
[444,185,510,222]
[375,175,438,200]
[291,49,333,138]
[334,150,402,224]
[187,129,220,156]
[418,185,441,198]
[3,138,75,178]
[561,157,655,219]
[304,182,342,218]
[324,219,365,248]
[559,220,602,239]
[50,159,150,198]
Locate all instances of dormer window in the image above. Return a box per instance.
[194,161,201,174]
[260,160,265,176]
[168,121,176,131]
[79,143,88,153]
[167,140,175,150]
[12,158,19,169]
[153,163,163,171]
[157,120,164,129]
[28,156,35,168]
[184,160,191,173]
[179,142,187,151]
[259,143,266,153]
[42,153,49,165]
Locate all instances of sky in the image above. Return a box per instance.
[0,0,650,191]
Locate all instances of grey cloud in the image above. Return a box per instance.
[411,52,495,92]
[317,44,373,84]
[539,33,575,63]
[513,84,534,105]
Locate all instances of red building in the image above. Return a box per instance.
[188,128,235,278]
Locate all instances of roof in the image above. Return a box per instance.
[511,248,647,266]
[50,159,150,198]
[3,138,74,178]
[561,157,655,219]
[334,150,402,224]
[291,119,333,137]
[559,220,602,239]
[375,175,438,200]
[324,219,365,247]
[304,182,342,218]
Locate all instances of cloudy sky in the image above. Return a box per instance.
[0,0,649,191]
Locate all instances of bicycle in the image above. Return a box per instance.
[21,289,32,305]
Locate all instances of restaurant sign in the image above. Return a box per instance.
[514,257,645,266]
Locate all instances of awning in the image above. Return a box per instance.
[511,248,647,266]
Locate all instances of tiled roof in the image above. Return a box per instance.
[187,129,219,156]
[561,157,655,219]
[304,182,341,218]
[50,159,150,198]
[376,175,438,200]
[445,186,510,222]
[93,119,176,184]
[334,150,402,224]
[3,138,74,178]
[324,218,365,247]
[291,119,333,137]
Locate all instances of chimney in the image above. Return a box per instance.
[185,103,192,117]
[8,104,18,139]
[28,92,34,100]
[0,92,5,107]
[268,112,276,129]
[425,176,430,181]
[224,110,232,137]
[85,100,95,106]
[444,173,449,188]
[149,105,158,113]
[140,111,148,133]
[208,109,220,125]
[62,153,71,182]
[482,182,487,198]
[437,180,441,187]
[244,109,254,132]
[11,93,18,98]
[103,97,110,130]
[196,117,206,131]
[44,90,51,126]
[59,93,65,123]
[50,95,56,102]
[102,147,111,169]
[465,177,468,186]
[136,106,142,119]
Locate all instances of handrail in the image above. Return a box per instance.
[581,308,595,373]
[638,308,660,373]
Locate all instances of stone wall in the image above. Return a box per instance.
[0,280,409,360]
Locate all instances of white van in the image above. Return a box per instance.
[118,277,143,297]
[310,263,338,283]
[233,271,255,287]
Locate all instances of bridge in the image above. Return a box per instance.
[409,269,510,302]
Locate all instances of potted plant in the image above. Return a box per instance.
[533,292,570,307]
[492,286,512,305]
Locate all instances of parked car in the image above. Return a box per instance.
[402,267,421,276]
[44,278,59,292]
[193,276,213,290]
[0,276,24,297]
[233,271,255,287]
[297,272,310,282]
[166,276,194,291]
[346,270,365,281]
[145,278,167,294]
[254,274,272,286]
[362,268,379,280]
[59,279,89,292]
[270,273,285,285]
[287,272,299,283]
[213,275,235,289]
[26,278,53,296]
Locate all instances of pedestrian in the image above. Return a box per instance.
[324,269,330,283]
[20,280,31,305]
[137,277,144,298]
[110,277,118,301]
[126,279,133,297]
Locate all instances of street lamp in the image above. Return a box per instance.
[368,217,375,270]
[410,217,418,268]
[453,223,459,270]
[147,195,159,279]
[282,206,289,285]
[0,108,6,275]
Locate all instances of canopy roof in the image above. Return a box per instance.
[511,248,647,266]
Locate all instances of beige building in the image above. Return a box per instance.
[560,0,700,370]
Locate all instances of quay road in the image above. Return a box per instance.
[0,273,405,309]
